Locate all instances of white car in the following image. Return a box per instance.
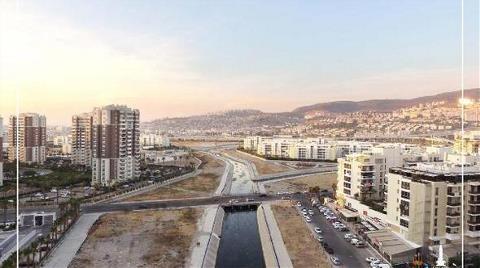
[350,238,359,245]
[344,233,355,239]
[373,264,391,268]
[370,260,382,267]
[330,256,341,266]
[366,257,380,263]
[314,227,323,234]
[305,216,312,223]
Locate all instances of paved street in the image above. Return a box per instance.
[82,193,290,214]
[297,196,384,268]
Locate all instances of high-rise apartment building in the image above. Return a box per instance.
[71,113,93,166]
[91,105,140,186]
[7,113,47,164]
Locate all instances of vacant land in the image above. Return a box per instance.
[272,202,329,268]
[69,209,201,268]
[225,150,291,175]
[264,172,337,194]
[172,140,239,149]
[127,152,225,201]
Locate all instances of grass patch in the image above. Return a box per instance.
[22,170,90,189]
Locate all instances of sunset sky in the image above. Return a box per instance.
[0,0,479,125]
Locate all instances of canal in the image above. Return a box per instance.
[215,207,265,268]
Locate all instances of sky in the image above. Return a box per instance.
[0,0,479,125]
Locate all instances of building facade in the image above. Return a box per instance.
[91,105,140,186]
[386,156,480,249]
[337,152,387,204]
[7,113,46,164]
[71,113,93,166]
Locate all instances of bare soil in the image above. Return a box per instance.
[272,202,330,268]
[69,209,201,268]
[126,152,225,201]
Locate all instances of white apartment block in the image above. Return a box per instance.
[386,155,480,249]
[243,136,372,161]
[337,152,387,204]
[91,105,140,186]
[337,144,451,208]
[140,133,170,148]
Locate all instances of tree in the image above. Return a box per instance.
[331,183,337,198]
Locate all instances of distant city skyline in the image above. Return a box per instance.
[1,0,479,125]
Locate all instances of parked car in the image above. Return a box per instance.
[366,257,380,263]
[314,227,323,234]
[355,241,366,248]
[372,264,391,268]
[324,246,334,254]
[330,256,341,266]
[317,236,324,242]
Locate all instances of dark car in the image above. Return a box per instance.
[325,246,334,254]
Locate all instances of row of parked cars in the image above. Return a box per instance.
[297,201,342,266]
[314,202,390,268]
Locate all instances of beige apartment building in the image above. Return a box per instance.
[386,156,480,249]
[8,113,46,164]
[91,105,140,186]
[337,152,387,205]
[71,113,93,167]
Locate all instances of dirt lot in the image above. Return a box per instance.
[69,209,201,268]
[225,150,291,175]
[264,172,337,194]
[272,202,329,268]
[127,152,225,201]
[172,140,239,149]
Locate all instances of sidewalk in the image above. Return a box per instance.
[43,213,103,268]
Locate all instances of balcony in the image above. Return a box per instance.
[470,199,480,205]
[447,191,459,197]
[446,222,461,227]
[468,220,480,225]
[468,210,480,216]
[447,201,461,207]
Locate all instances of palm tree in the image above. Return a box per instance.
[30,241,38,267]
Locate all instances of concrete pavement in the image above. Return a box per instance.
[43,213,103,268]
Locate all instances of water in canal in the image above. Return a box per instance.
[215,209,265,268]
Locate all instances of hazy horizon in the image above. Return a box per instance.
[1,0,479,125]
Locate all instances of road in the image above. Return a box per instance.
[297,196,384,268]
[81,193,290,214]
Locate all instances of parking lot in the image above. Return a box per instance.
[295,196,388,268]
